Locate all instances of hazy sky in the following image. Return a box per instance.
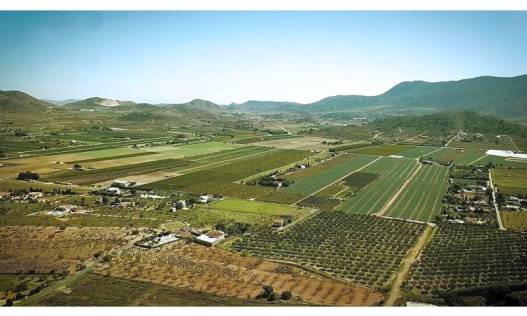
[1,11,526,104]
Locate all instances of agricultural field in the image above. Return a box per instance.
[0,226,129,274]
[491,168,527,196]
[448,138,517,151]
[473,155,527,169]
[425,147,486,165]
[141,149,312,202]
[338,158,418,215]
[385,164,449,222]
[500,211,527,232]
[35,272,269,306]
[249,136,341,151]
[398,146,441,159]
[96,242,384,306]
[233,212,425,290]
[296,195,341,211]
[283,155,378,196]
[173,198,313,230]
[317,172,380,198]
[350,144,412,156]
[0,179,91,193]
[403,223,527,296]
[43,158,192,185]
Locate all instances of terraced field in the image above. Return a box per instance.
[385,164,449,222]
[338,158,418,215]
[283,155,378,195]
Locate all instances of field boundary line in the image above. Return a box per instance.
[384,224,436,306]
[375,162,421,217]
[293,156,382,205]
[468,154,488,165]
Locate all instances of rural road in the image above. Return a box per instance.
[385,224,436,306]
[488,169,506,230]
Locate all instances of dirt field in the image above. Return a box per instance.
[0,226,130,274]
[250,137,340,151]
[97,242,384,306]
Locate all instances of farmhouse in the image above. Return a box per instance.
[199,194,214,203]
[196,230,225,246]
[106,187,121,196]
[27,191,44,200]
[49,204,77,217]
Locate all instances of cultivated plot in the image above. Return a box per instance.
[385,164,449,222]
[283,155,378,195]
[338,158,418,215]
[398,146,441,159]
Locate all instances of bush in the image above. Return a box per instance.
[16,171,40,181]
[280,290,293,300]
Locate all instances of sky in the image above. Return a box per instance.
[1,11,526,104]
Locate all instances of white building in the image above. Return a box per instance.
[199,195,214,203]
[485,150,527,159]
[196,230,225,246]
[106,187,121,195]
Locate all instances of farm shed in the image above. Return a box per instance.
[196,230,225,246]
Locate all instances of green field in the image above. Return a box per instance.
[66,151,159,164]
[174,198,311,229]
[212,198,310,216]
[350,144,411,156]
[473,155,527,169]
[492,168,527,195]
[283,155,378,195]
[338,157,418,215]
[141,149,312,202]
[385,164,449,222]
[0,179,91,193]
[426,147,486,165]
[399,146,441,159]
[43,158,191,185]
[501,211,527,232]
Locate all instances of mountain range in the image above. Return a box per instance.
[1,74,526,117]
[226,75,527,117]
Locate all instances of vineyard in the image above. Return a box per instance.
[0,226,129,274]
[338,158,417,215]
[385,164,449,222]
[97,242,384,306]
[403,223,527,295]
[232,212,425,290]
